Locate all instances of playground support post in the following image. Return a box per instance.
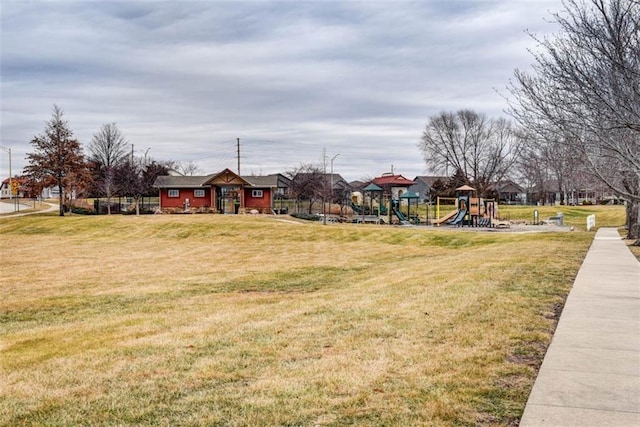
[435,196,458,226]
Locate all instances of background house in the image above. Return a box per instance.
[491,180,526,205]
[1,176,39,199]
[409,176,448,202]
[0,178,13,199]
[324,173,351,204]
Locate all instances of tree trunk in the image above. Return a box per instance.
[58,181,64,217]
[628,201,639,244]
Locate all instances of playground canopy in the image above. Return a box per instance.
[399,191,420,223]
[456,185,476,192]
[363,183,383,192]
[399,191,419,199]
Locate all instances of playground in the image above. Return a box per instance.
[345,183,600,232]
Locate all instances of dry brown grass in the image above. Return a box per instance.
[0,213,598,426]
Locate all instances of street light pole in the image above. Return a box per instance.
[330,153,339,200]
[326,153,339,225]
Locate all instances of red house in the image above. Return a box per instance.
[154,169,291,214]
[154,168,249,213]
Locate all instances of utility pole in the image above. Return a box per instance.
[237,138,241,175]
[322,150,339,225]
[322,148,327,224]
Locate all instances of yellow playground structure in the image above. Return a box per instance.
[434,186,507,227]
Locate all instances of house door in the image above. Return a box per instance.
[216,186,240,214]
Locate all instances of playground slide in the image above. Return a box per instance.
[432,209,458,225]
[351,201,363,214]
[448,209,467,225]
[393,208,412,225]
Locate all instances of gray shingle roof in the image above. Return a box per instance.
[243,174,292,188]
[243,175,280,187]
[153,175,214,188]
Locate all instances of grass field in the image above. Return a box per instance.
[497,204,625,230]
[0,206,626,426]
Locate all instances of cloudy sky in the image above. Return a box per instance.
[1,0,562,182]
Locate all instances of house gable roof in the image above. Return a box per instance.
[203,168,250,186]
[492,180,525,193]
[243,174,292,188]
[413,176,448,186]
[324,173,350,189]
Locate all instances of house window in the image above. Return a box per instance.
[194,189,205,197]
[168,189,179,198]
[252,190,263,198]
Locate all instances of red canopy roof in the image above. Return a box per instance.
[372,174,416,186]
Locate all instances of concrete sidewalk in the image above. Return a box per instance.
[520,227,640,426]
[0,201,57,218]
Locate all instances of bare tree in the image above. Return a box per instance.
[419,110,522,196]
[176,161,203,176]
[88,123,129,214]
[507,0,640,240]
[24,105,88,216]
[518,128,590,204]
[286,163,325,214]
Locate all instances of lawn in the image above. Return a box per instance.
[497,204,626,230]
[0,207,625,426]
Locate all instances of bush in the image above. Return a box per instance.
[290,212,321,221]
[69,206,95,215]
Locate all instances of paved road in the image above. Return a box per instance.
[0,200,30,213]
[520,227,640,426]
[0,201,58,217]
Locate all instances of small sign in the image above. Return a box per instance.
[586,214,596,231]
[10,181,19,195]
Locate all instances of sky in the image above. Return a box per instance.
[0,0,563,182]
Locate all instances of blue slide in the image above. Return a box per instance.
[448,209,467,225]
